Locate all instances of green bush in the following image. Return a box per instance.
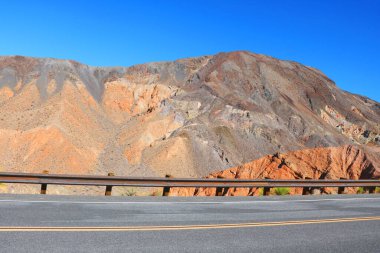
[357,187,365,194]
[376,187,380,194]
[274,187,290,195]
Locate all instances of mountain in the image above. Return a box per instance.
[0,51,379,194]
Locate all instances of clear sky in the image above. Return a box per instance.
[1,0,379,102]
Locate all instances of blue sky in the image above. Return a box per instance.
[1,0,379,102]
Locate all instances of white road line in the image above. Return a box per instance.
[0,197,379,205]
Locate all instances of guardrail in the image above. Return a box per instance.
[0,172,379,196]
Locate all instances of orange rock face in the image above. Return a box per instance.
[170,145,379,196]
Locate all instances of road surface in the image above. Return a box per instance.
[0,194,379,252]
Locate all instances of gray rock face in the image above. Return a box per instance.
[0,56,126,101]
[0,51,379,184]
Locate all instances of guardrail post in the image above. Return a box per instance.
[302,177,312,195]
[263,177,271,196]
[162,174,172,196]
[338,178,346,194]
[216,175,227,196]
[105,172,114,196]
[40,170,49,194]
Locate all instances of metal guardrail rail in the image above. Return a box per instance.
[0,172,379,196]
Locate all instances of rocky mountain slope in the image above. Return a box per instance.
[170,145,380,196]
[0,51,379,194]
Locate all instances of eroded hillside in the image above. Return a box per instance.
[170,145,380,196]
[0,51,379,194]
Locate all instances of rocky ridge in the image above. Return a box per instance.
[170,145,380,196]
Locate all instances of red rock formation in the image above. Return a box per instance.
[170,145,379,196]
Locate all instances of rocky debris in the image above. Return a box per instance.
[170,145,380,196]
[320,105,379,144]
[0,51,379,195]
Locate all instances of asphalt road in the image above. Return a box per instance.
[0,194,379,252]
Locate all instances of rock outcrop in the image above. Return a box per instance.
[170,145,379,196]
[0,51,379,195]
